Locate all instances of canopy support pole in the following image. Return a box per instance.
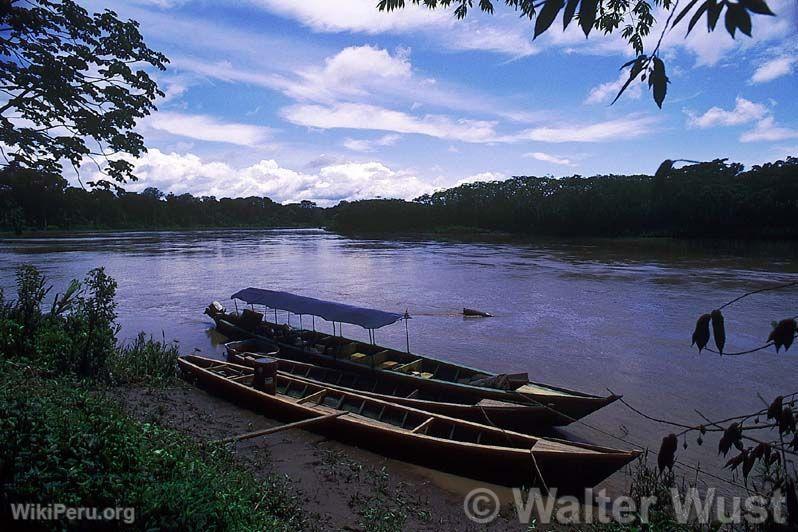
[299,314,304,351]
[234,300,238,315]
[405,312,410,354]
[274,308,278,323]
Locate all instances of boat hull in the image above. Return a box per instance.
[179,356,638,491]
[213,314,618,427]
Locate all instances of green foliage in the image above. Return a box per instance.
[109,332,179,386]
[0,362,305,530]
[589,454,697,531]
[377,0,774,106]
[0,264,181,385]
[0,168,325,230]
[332,157,798,238]
[0,0,167,187]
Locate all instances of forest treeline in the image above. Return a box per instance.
[1,158,796,238]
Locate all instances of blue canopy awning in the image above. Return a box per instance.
[231,288,407,330]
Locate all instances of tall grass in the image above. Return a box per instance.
[110,332,180,386]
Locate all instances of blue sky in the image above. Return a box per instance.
[80,0,797,205]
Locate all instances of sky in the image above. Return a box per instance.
[79,0,797,205]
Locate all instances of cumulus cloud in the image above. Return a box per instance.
[91,149,434,205]
[740,117,798,142]
[143,112,273,146]
[687,97,769,128]
[523,152,576,166]
[751,55,796,83]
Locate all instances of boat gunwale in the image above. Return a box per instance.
[216,316,606,401]
[226,346,551,413]
[181,354,639,459]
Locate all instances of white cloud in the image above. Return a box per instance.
[282,102,500,143]
[751,55,796,83]
[740,117,798,142]
[687,97,769,128]
[94,149,433,205]
[143,112,272,146]
[511,116,657,143]
[585,71,643,105]
[455,172,507,186]
[524,152,576,166]
[343,134,401,152]
[245,0,535,56]
[278,45,415,103]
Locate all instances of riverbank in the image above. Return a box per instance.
[118,381,525,530]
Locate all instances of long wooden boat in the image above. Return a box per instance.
[226,338,568,432]
[208,307,619,427]
[179,355,639,490]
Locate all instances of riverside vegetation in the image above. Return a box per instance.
[2,157,796,238]
[0,265,307,530]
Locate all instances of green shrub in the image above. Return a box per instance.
[109,333,179,386]
[0,362,305,530]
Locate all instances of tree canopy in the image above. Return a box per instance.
[377,0,775,107]
[0,0,167,188]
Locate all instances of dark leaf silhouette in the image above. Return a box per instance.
[780,407,796,435]
[578,0,599,36]
[673,0,701,27]
[724,450,745,470]
[563,0,580,28]
[742,450,756,479]
[692,313,711,352]
[741,0,775,15]
[725,3,752,37]
[687,1,710,34]
[719,423,742,456]
[707,0,723,30]
[659,433,678,472]
[649,57,669,109]
[787,480,798,526]
[711,309,725,354]
[535,0,565,38]
[768,319,796,352]
[768,396,784,421]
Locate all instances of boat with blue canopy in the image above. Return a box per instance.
[204,288,620,431]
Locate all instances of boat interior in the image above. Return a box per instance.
[229,344,478,404]
[188,356,549,450]
[229,309,497,385]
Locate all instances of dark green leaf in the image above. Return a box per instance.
[611,56,647,105]
[687,0,710,34]
[740,0,774,15]
[563,0,580,29]
[711,309,725,354]
[707,0,723,31]
[535,0,565,38]
[650,57,669,108]
[673,0,701,27]
[578,0,599,36]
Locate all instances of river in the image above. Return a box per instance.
[1,229,796,494]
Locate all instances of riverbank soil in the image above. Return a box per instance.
[119,383,536,531]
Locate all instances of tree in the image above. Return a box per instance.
[377,0,775,107]
[0,0,168,188]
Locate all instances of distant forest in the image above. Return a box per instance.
[1,158,796,238]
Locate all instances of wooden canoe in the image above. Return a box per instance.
[179,355,640,490]
[209,310,620,426]
[226,339,569,432]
